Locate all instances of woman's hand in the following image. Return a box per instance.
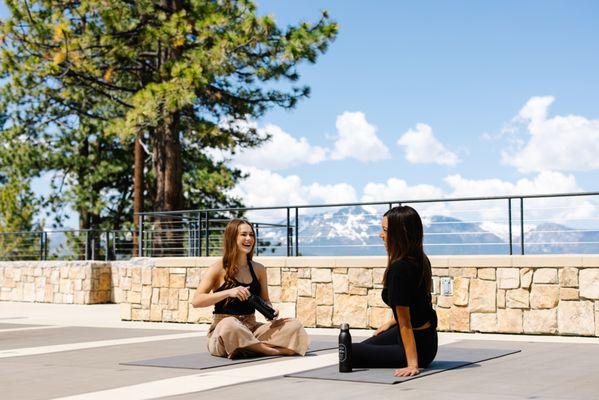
[373,320,394,336]
[373,325,387,336]
[227,286,250,301]
[393,366,420,377]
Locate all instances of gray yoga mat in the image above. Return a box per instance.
[121,340,337,370]
[285,346,521,384]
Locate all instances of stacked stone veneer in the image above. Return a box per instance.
[433,256,599,336]
[113,255,599,336]
[0,261,112,304]
[112,257,394,327]
[2,256,599,336]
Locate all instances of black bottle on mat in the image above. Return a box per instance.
[339,323,352,372]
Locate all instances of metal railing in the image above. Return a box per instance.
[136,191,599,257]
[0,229,134,261]
[2,191,598,260]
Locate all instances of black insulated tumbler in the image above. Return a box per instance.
[339,323,352,372]
[248,294,277,320]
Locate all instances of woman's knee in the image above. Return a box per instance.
[286,317,304,330]
[217,316,239,328]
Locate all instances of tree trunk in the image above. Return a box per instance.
[78,136,90,260]
[133,132,144,257]
[152,114,183,255]
[151,0,184,256]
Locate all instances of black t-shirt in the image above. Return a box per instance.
[382,259,436,328]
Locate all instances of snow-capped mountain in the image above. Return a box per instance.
[256,206,599,256]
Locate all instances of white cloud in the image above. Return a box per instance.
[397,123,460,166]
[361,178,443,203]
[443,171,592,225]
[307,182,357,205]
[229,166,357,221]
[331,112,390,162]
[502,96,599,172]
[233,124,327,170]
[444,171,581,198]
[230,164,595,229]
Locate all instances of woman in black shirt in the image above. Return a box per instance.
[353,206,437,376]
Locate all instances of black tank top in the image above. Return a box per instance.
[213,260,261,315]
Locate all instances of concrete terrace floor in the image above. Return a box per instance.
[1,302,598,400]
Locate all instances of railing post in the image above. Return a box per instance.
[91,232,96,260]
[39,231,46,261]
[255,223,260,256]
[187,219,193,257]
[286,207,290,257]
[520,197,525,255]
[197,214,202,257]
[138,214,144,257]
[195,217,202,257]
[113,231,118,260]
[105,231,110,261]
[43,232,48,260]
[295,207,299,257]
[204,211,210,256]
[508,198,513,255]
[84,230,89,260]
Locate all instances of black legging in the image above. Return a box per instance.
[352,323,438,368]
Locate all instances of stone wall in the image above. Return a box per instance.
[2,256,599,336]
[0,261,112,304]
[114,255,599,337]
[433,256,599,336]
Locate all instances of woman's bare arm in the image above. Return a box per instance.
[394,306,419,376]
[190,262,249,308]
[373,315,397,335]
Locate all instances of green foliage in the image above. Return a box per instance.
[0,175,39,259]
[0,1,338,232]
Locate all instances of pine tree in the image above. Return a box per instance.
[1,1,337,253]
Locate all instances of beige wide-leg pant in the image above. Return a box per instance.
[207,313,309,358]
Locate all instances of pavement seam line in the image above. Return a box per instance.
[0,332,205,359]
[0,325,67,333]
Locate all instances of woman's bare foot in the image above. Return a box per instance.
[232,343,296,358]
[275,347,296,356]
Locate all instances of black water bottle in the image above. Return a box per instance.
[339,323,352,372]
[248,294,276,320]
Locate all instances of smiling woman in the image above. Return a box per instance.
[191,218,308,358]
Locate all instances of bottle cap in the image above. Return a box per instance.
[340,323,349,330]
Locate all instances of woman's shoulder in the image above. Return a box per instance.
[250,260,266,273]
[389,258,419,278]
[206,259,225,276]
[390,258,417,270]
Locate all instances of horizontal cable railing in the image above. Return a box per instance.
[0,230,134,261]
[1,191,598,260]
[132,191,599,258]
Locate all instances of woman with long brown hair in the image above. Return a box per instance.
[352,206,438,376]
[191,218,308,358]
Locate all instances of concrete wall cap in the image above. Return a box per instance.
[511,255,583,267]
[334,256,387,268]
[447,256,512,267]
[582,255,599,267]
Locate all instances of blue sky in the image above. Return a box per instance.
[2,1,599,225]
[226,0,599,209]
